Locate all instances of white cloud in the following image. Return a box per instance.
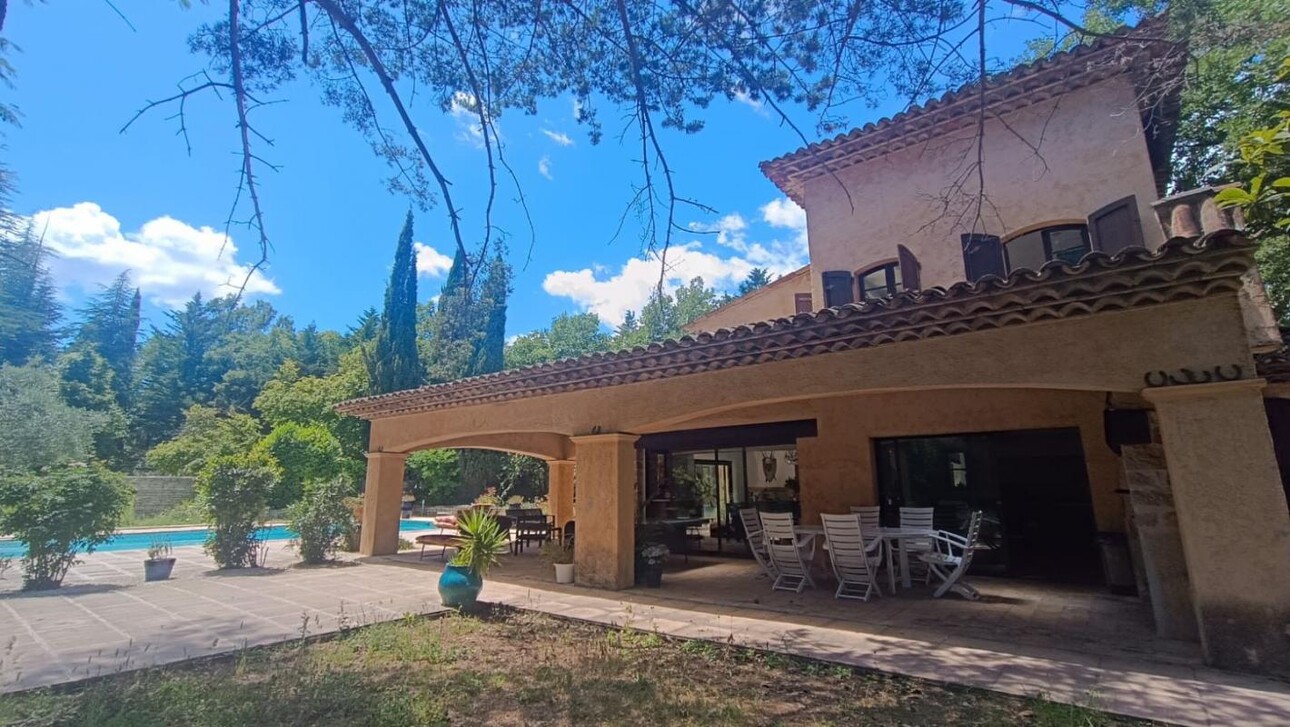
[761,197,807,231]
[538,155,554,180]
[541,129,574,146]
[414,241,453,277]
[733,89,769,117]
[542,197,811,326]
[30,202,280,308]
[449,91,494,147]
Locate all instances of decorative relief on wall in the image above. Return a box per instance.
[1142,365,1245,388]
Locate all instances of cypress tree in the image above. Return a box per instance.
[469,251,510,376]
[372,211,423,393]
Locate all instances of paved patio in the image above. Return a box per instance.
[4,541,1290,726]
[0,542,445,692]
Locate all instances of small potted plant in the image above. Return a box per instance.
[540,539,575,584]
[637,543,669,588]
[437,509,509,609]
[144,538,176,581]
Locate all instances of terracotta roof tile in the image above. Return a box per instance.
[338,231,1253,419]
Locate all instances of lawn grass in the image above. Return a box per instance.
[0,609,1148,726]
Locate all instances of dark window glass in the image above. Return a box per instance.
[1004,225,1091,273]
[857,263,901,300]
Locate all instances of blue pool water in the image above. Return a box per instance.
[0,519,434,558]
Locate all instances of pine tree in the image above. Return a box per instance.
[0,226,62,366]
[423,246,477,383]
[71,272,142,408]
[738,268,773,296]
[371,212,423,394]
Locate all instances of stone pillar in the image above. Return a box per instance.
[1120,442,1199,641]
[570,433,638,589]
[359,452,408,556]
[548,459,576,532]
[1144,380,1290,674]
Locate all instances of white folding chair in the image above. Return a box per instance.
[820,514,884,601]
[899,506,935,581]
[759,512,816,593]
[739,508,777,579]
[919,511,983,600]
[849,506,882,546]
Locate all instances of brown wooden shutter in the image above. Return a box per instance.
[821,270,855,307]
[1088,195,1144,255]
[794,293,813,314]
[897,244,922,291]
[961,234,1005,282]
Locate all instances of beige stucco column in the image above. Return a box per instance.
[547,459,576,531]
[1144,379,1290,674]
[359,452,408,556]
[571,433,638,589]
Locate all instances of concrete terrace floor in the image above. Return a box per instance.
[1,539,1289,726]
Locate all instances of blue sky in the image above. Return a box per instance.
[4,1,1045,337]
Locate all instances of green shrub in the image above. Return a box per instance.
[288,480,355,564]
[197,453,278,569]
[449,509,509,578]
[253,423,343,509]
[0,463,133,590]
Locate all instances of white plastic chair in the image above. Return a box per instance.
[759,512,816,593]
[849,506,882,546]
[738,508,777,579]
[820,514,884,601]
[899,506,935,581]
[919,511,983,600]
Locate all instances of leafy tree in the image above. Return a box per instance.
[0,226,61,366]
[197,453,278,569]
[737,268,773,296]
[0,464,134,590]
[145,405,263,476]
[287,479,355,564]
[0,364,108,472]
[57,349,131,468]
[423,246,478,383]
[504,312,610,368]
[405,448,461,505]
[70,272,141,408]
[371,212,423,394]
[252,422,344,508]
[295,323,344,377]
[497,454,548,501]
[254,352,370,480]
[471,251,511,376]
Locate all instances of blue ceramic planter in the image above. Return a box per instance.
[438,563,483,608]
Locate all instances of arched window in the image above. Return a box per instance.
[857,262,902,301]
[1004,224,1092,273]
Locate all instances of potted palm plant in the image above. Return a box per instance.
[437,509,508,608]
[540,539,575,583]
[144,538,175,581]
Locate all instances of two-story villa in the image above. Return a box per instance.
[339,22,1290,676]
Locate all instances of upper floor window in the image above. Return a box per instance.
[858,262,902,300]
[1003,224,1091,273]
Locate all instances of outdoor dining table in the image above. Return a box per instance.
[797,525,939,594]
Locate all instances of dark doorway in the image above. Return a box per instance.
[875,428,1101,584]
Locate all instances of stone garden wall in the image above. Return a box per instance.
[127,476,196,516]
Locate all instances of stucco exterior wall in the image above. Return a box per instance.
[801,77,1165,303]
[685,268,813,333]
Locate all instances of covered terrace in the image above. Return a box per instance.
[338,232,1290,676]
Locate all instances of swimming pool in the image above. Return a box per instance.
[0,519,436,558]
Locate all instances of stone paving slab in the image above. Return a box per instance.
[0,546,445,693]
[473,577,1290,727]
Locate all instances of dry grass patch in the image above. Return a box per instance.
[0,608,1151,726]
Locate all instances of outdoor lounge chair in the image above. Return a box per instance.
[759,512,815,593]
[820,514,884,601]
[899,506,936,581]
[918,510,983,600]
[849,506,882,547]
[738,508,776,579]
